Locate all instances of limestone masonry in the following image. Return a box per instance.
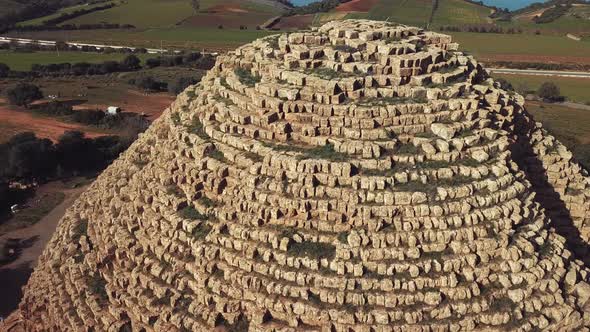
[6,20,590,331]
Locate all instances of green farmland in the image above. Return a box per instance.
[492,73,590,105]
[432,0,491,26]
[62,0,194,28]
[449,32,590,58]
[3,27,274,51]
[366,0,434,27]
[0,51,152,71]
[526,101,590,168]
[18,3,118,27]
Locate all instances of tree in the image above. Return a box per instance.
[135,76,167,92]
[537,82,561,102]
[495,78,513,92]
[6,83,43,108]
[122,54,141,70]
[169,77,199,95]
[145,58,161,68]
[1,132,56,181]
[191,0,200,13]
[55,131,93,173]
[0,63,9,78]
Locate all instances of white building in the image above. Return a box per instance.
[106,106,121,115]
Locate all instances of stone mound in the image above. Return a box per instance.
[9,20,590,331]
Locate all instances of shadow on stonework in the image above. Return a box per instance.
[0,263,33,318]
[510,122,590,266]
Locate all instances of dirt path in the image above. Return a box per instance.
[0,182,88,318]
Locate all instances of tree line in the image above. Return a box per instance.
[0,131,131,183]
[0,0,110,33]
[439,25,523,34]
[0,52,215,79]
[0,0,125,33]
[285,0,351,16]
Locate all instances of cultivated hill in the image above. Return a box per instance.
[58,0,289,29]
[5,19,590,331]
[276,0,493,30]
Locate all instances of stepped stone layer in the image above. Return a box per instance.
[8,20,590,331]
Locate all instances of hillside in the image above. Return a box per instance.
[59,0,287,29]
[502,3,590,36]
[276,0,493,30]
[0,0,24,15]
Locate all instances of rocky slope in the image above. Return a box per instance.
[5,20,590,331]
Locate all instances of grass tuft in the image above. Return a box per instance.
[288,241,335,260]
[186,117,210,140]
[179,206,208,220]
[234,68,261,87]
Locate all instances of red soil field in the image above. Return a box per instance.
[272,15,314,30]
[335,0,379,12]
[0,102,106,143]
[0,91,174,143]
[206,3,249,13]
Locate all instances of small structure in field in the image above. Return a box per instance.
[106,106,121,115]
[567,33,582,41]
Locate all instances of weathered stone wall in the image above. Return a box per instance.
[6,20,590,331]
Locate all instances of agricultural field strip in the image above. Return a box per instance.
[488,68,590,78]
[0,37,219,56]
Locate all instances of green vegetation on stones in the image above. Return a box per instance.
[72,219,88,242]
[166,184,183,197]
[171,112,181,125]
[288,241,336,260]
[296,144,349,162]
[208,149,227,162]
[88,274,108,303]
[359,95,428,106]
[192,222,212,239]
[337,231,349,245]
[234,68,261,87]
[333,45,359,53]
[186,117,210,140]
[199,196,218,208]
[179,206,208,220]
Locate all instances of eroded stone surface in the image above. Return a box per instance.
[8,20,590,331]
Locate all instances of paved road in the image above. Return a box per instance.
[0,36,219,55]
[488,68,590,78]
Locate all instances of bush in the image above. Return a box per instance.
[0,63,9,77]
[179,206,208,220]
[121,54,141,70]
[32,101,74,116]
[6,83,43,107]
[169,76,199,95]
[495,78,514,91]
[288,241,336,259]
[234,68,261,86]
[133,76,167,92]
[71,109,105,125]
[0,132,56,181]
[534,4,570,24]
[537,82,562,102]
